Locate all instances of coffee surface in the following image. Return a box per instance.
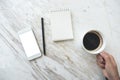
[83,32,100,50]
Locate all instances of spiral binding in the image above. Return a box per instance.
[49,8,70,13]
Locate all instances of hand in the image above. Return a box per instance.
[96,51,120,80]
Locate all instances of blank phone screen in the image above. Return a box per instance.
[19,29,41,60]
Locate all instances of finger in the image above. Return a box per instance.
[96,54,104,63]
[109,55,117,66]
[97,58,105,69]
[96,54,105,64]
[102,70,108,78]
[100,51,111,63]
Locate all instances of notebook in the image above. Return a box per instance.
[50,10,73,41]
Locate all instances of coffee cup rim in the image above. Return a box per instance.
[81,30,106,54]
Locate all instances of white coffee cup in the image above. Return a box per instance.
[81,30,106,54]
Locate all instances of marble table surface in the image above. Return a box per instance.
[0,0,120,80]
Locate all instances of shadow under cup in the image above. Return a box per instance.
[82,30,105,54]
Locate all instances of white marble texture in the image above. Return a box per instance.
[0,0,120,80]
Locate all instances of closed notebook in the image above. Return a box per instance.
[50,10,73,41]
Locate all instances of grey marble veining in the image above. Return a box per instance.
[0,0,120,80]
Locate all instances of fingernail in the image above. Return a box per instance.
[101,51,105,54]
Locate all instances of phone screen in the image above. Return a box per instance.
[19,28,41,60]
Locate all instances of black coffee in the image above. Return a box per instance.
[83,32,100,50]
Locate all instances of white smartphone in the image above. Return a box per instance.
[18,28,42,60]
